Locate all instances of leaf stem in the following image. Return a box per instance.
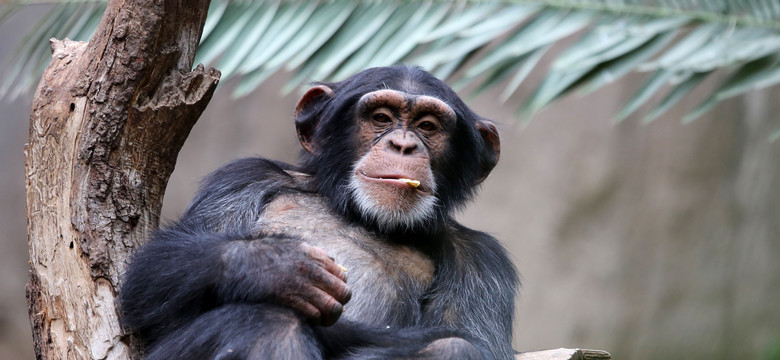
[8,0,780,29]
[456,0,780,29]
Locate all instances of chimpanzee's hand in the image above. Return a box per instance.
[270,242,351,326]
[219,238,351,326]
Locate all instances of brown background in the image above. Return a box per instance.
[2,6,779,360]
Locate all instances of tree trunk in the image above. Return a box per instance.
[24,0,219,359]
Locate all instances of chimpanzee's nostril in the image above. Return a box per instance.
[388,133,419,155]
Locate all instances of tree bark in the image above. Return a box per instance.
[24,0,219,359]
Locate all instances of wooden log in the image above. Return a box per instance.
[516,348,613,360]
[24,0,218,359]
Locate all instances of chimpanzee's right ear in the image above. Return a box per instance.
[295,85,333,154]
[474,119,500,185]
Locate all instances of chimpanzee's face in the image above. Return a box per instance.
[348,89,456,231]
[294,66,500,235]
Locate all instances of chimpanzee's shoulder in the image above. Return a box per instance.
[446,222,517,280]
[178,157,312,232]
[203,157,298,184]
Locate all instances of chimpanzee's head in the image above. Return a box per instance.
[295,66,500,235]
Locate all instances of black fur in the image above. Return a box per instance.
[120,66,518,360]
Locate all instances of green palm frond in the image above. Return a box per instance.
[2,0,780,126]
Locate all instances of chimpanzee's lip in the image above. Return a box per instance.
[356,170,429,193]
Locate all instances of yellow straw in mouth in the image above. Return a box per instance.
[399,178,421,188]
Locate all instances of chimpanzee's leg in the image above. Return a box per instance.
[145,303,322,360]
[335,337,485,360]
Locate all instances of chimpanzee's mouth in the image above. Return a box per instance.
[356,170,426,191]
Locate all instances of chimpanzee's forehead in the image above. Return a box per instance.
[356,89,456,120]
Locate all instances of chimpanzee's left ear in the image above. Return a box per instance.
[295,85,334,154]
[475,119,500,185]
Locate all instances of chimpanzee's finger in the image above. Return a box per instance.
[302,285,343,327]
[310,267,351,305]
[303,243,348,282]
[286,294,322,325]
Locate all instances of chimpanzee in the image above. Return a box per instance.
[120,65,518,360]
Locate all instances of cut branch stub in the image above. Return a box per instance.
[25,0,219,359]
[516,348,613,360]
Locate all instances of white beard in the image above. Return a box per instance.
[347,172,438,232]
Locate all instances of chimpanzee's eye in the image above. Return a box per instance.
[417,120,438,132]
[372,112,392,124]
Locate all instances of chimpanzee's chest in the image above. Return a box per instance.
[252,192,436,327]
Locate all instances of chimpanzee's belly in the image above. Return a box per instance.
[253,192,435,327]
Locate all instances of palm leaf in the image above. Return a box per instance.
[2,0,780,129]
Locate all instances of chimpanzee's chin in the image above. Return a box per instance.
[347,175,437,233]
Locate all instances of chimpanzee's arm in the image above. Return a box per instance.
[315,225,519,360]
[421,224,519,360]
[119,158,349,344]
